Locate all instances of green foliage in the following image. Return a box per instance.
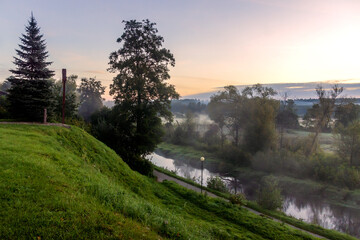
[229,193,247,206]
[9,14,54,80]
[276,99,300,129]
[7,79,55,121]
[91,106,156,176]
[53,75,79,119]
[104,19,178,159]
[203,123,220,146]
[170,112,200,145]
[6,14,55,122]
[257,176,283,210]
[208,85,245,146]
[208,84,278,153]
[220,144,250,167]
[335,100,360,127]
[125,154,154,177]
[334,120,360,166]
[0,96,9,118]
[62,116,91,132]
[305,85,343,156]
[206,176,229,193]
[244,97,278,153]
[312,153,360,189]
[78,77,105,121]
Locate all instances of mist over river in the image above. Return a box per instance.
[148,153,360,237]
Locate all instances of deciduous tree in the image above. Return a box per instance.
[307,85,343,156]
[78,77,105,121]
[99,19,178,173]
[335,120,360,166]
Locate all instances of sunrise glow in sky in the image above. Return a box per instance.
[1,0,360,99]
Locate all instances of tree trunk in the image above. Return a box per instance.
[350,134,355,167]
[234,125,239,146]
[307,128,320,157]
[279,126,284,149]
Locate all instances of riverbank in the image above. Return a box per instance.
[153,165,356,240]
[156,142,360,210]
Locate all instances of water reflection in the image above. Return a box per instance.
[148,153,216,184]
[148,153,360,237]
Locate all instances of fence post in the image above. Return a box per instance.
[43,108,47,124]
[62,69,67,124]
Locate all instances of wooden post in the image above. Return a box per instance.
[62,69,67,124]
[43,108,47,124]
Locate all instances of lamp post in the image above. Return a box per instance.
[200,156,205,194]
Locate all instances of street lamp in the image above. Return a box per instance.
[200,156,205,194]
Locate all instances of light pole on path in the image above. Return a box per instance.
[200,156,205,194]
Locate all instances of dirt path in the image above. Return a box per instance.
[154,169,327,239]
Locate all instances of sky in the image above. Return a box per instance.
[1,0,360,100]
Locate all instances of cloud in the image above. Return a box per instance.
[172,75,226,83]
[286,86,304,89]
[83,70,107,75]
[344,87,360,91]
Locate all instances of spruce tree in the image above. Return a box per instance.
[7,13,55,121]
[9,13,54,80]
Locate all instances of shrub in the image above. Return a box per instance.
[229,193,246,206]
[219,145,250,167]
[123,154,154,177]
[206,176,229,193]
[0,96,9,119]
[257,176,283,210]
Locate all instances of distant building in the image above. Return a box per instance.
[0,90,8,96]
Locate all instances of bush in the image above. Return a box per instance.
[219,145,250,167]
[123,154,154,177]
[251,149,310,178]
[63,117,91,132]
[206,176,228,193]
[229,193,246,206]
[257,176,283,210]
[0,96,9,119]
[335,165,360,190]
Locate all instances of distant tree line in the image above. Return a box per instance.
[170,99,207,114]
[164,83,360,189]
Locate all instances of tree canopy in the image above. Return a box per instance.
[7,14,55,121]
[92,19,178,175]
[78,77,105,121]
[53,75,79,119]
[207,84,278,155]
[108,19,178,120]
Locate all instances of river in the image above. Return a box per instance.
[148,153,360,238]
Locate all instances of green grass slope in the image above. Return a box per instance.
[0,124,319,239]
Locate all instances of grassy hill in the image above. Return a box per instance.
[0,124,319,239]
